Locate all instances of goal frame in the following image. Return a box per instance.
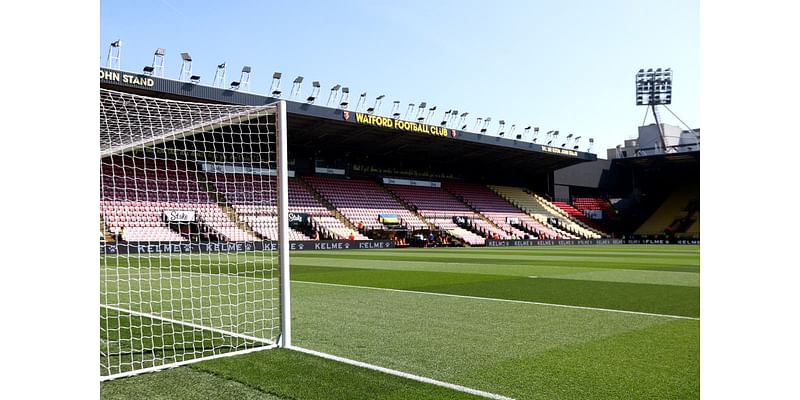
[100,91,290,381]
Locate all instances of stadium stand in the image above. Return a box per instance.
[635,187,699,238]
[210,173,329,216]
[240,215,312,241]
[552,201,607,233]
[572,197,614,215]
[443,182,550,239]
[303,176,428,231]
[101,201,187,242]
[101,155,258,242]
[685,214,700,236]
[530,193,604,238]
[488,185,590,239]
[385,184,510,245]
[206,172,334,240]
[310,215,369,240]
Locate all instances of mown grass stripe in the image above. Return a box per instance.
[292,254,699,273]
[289,346,515,400]
[293,280,699,320]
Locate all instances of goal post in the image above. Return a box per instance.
[276,99,291,348]
[99,88,290,381]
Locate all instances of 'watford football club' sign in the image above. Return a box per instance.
[351,112,455,138]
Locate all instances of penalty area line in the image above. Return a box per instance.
[292,280,699,321]
[288,345,515,400]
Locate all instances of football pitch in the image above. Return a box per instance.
[100,244,699,399]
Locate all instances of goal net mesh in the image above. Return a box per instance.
[100,88,282,380]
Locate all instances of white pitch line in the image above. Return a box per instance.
[100,304,278,345]
[289,345,515,400]
[292,280,700,321]
[101,270,698,320]
[100,344,277,382]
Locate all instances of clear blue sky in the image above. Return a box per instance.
[100,0,698,158]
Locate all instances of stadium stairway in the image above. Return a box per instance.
[488,185,580,239]
[296,177,362,234]
[442,182,534,239]
[457,193,518,236]
[384,184,503,245]
[303,176,428,233]
[529,193,604,239]
[455,198,510,237]
[553,201,612,237]
[381,184,436,231]
[382,184,480,246]
[200,176,264,241]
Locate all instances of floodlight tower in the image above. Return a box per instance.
[240,66,252,91]
[473,117,483,131]
[327,85,341,106]
[424,106,437,123]
[519,126,530,140]
[143,48,166,77]
[391,101,401,118]
[106,39,121,69]
[270,72,283,97]
[447,110,459,127]
[458,112,469,129]
[562,133,573,148]
[306,81,321,104]
[390,101,401,118]
[480,117,491,133]
[440,110,452,126]
[290,76,304,99]
[213,62,227,88]
[404,103,415,120]
[367,95,385,114]
[416,102,427,122]
[355,92,367,112]
[178,53,193,82]
[636,67,673,151]
[339,87,350,109]
[230,66,251,91]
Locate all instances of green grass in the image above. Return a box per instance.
[102,349,482,400]
[101,244,699,399]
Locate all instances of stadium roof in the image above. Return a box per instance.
[99,67,596,182]
[611,150,700,171]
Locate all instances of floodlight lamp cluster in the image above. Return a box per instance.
[636,67,673,106]
[103,42,597,151]
[230,66,251,90]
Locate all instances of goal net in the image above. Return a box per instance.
[100,88,290,381]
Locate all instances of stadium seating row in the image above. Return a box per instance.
[635,187,699,237]
[100,156,613,244]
